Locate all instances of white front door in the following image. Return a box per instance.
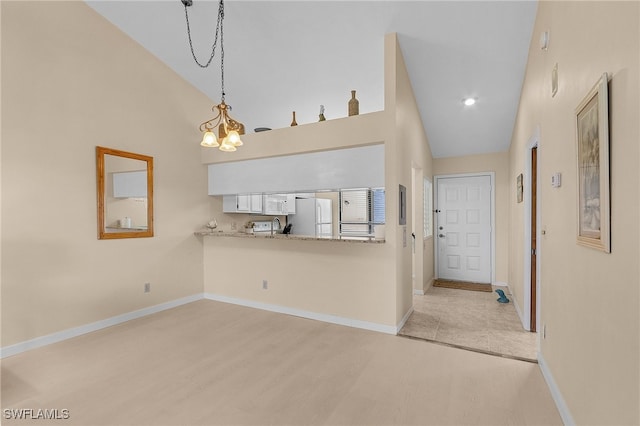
[436,175,492,283]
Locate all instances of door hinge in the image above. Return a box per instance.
[532,248,537,256]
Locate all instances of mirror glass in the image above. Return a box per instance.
[227,188,385,241]
[96,146,153,239]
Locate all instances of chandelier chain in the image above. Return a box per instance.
[220,8,225,101]
[183,0,226,100]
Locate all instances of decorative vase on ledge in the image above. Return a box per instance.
[290,111,298,126]
[348,90,359,116]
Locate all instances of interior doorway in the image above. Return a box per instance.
[530,147,538,332]
[524,129,540,333]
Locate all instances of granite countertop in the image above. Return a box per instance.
[194,230,385,244]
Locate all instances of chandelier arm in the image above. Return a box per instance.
[199,109,223,132]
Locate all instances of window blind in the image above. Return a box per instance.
[339,188,385,238]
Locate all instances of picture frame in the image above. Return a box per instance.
[516,173,523,203]
[575,73,610,253]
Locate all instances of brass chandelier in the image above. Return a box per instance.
[182,0,245,152]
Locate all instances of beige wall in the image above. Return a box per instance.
[433,152,510,286]
[509,1,639,424]
[1,2,212,346]
[202,121,398,327]
[202,112,398,326]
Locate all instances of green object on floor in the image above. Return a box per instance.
[495,289,510,303]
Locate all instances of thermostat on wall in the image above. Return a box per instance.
[551,172,562,188]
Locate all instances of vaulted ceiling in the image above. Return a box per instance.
[86,1,537,158]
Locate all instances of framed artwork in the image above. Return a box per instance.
[399,184,406,225]
[576,73,610,252]
[516,173,523,203]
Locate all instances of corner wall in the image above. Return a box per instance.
[1,2,212,346]
[387,34,434,315]
[509,2,639,423]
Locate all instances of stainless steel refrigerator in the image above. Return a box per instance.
[287,198,332,238]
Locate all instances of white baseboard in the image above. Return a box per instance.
[425,277,434,291]
[1,294,204,359]
[538,352,575,426]
[505,282,527,330]
[493,281,508,287]
[396,306,414,333]
[203,293,398,335]
[413,289,425,295]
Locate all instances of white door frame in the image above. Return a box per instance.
[411,165,424,295]
[523,127,542,332]
[434,172,496,284]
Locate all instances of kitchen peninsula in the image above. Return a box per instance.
[195,230,385,243]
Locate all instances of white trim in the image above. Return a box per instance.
[508,282,526,328]
[413,289,425,295]
[396,306,414,333]
[492,281,508,287]
[434,172,496,284]
[523,127,542,332]
[424,277,434,292]
[0,294,204,359]
[204,293,398,335]
[538,352,575,426]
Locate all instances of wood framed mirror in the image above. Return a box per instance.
[96,146,154,239]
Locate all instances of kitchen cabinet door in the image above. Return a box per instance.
[285,194,296,214]
[236,195,251,212]
[250,194,263,213]
[222,194,264,214]
[222,195,239,212]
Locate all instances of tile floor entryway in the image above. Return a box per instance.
[399,285,537,362]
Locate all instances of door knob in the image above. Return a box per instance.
[438,234,445,238]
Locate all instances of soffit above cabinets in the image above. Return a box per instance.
[208,145,384,195]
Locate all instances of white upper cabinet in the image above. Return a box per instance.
[223,194,263,213]
[285,194,296,214]
[112,170,147,198]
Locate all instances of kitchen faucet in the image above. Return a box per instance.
[271,217,281,235]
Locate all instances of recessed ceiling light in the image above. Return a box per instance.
[463,97,476,106]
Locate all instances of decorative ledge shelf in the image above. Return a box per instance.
[194,231,385,244]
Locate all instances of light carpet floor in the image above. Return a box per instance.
[1,299,560,425]
[400,286,537,362]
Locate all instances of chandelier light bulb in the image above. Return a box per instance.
[218,137,237,152]
[227,130,242,146]
[201,131,219,147]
